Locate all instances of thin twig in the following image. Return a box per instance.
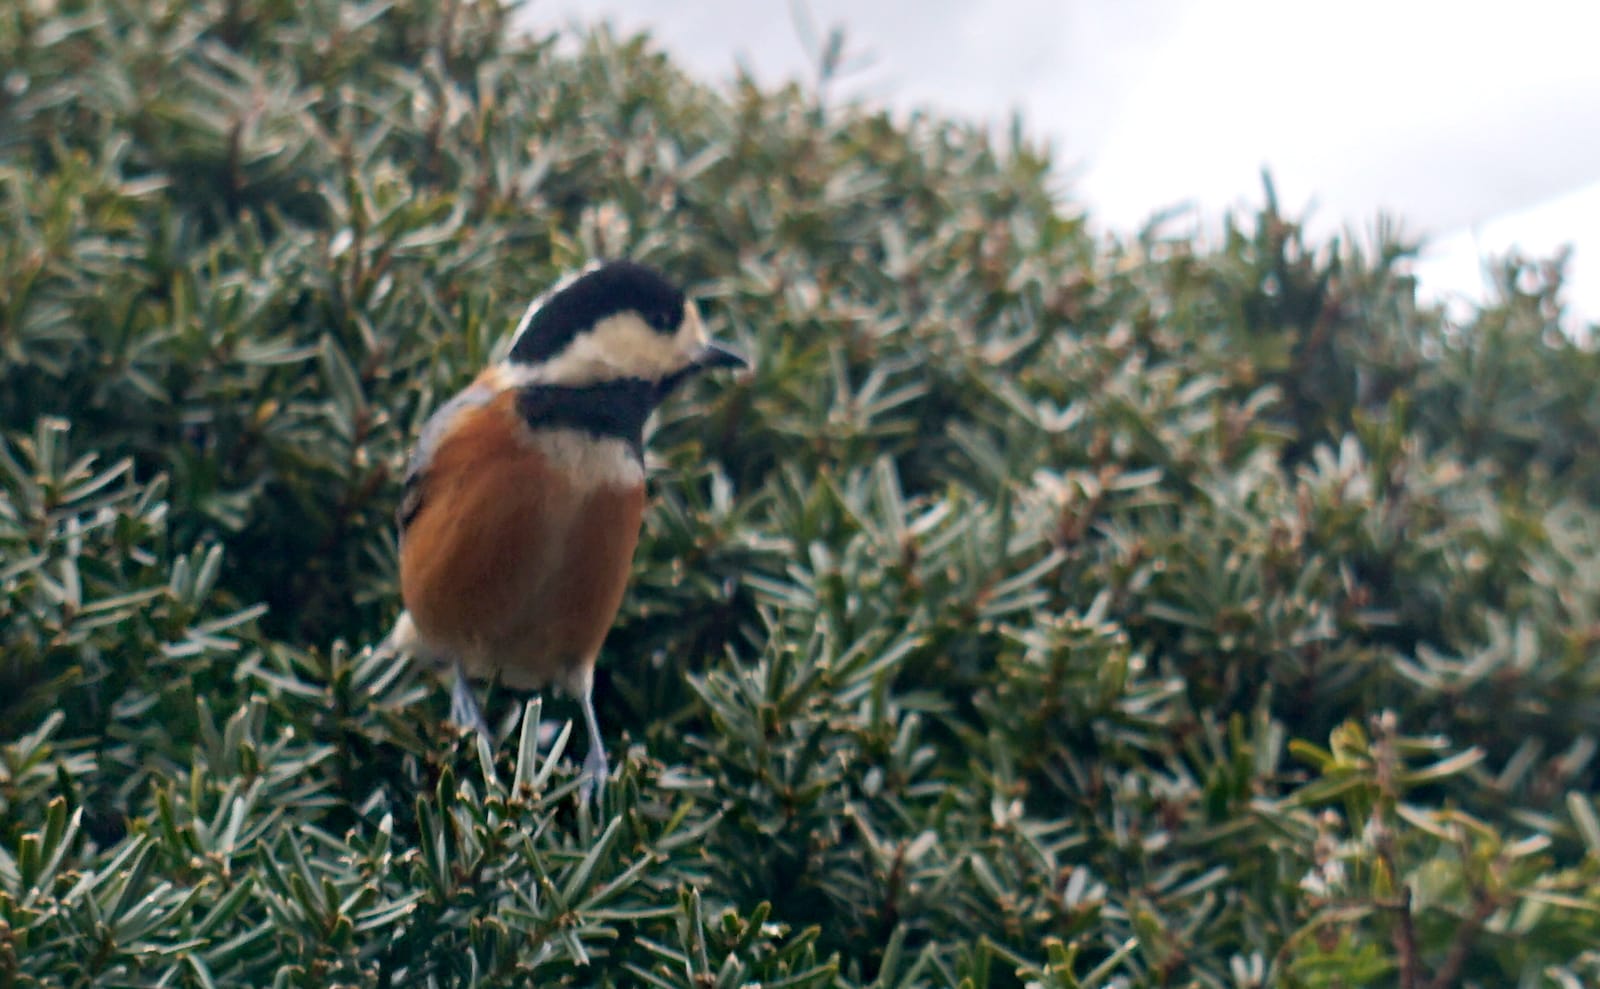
[1389,884,1421,989]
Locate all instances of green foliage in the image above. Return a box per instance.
[4,0,1600,985]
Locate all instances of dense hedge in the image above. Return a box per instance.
[3,0,1600,985]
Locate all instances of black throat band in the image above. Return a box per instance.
[514,378,660,459]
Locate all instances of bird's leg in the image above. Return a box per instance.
[449,662,493,743]
[578,685,608,804]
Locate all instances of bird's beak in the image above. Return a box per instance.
[658,340,751,398]
[692,341,750,371]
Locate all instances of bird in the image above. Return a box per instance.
[384,260,748,800]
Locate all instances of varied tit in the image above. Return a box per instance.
[385,260,748,800]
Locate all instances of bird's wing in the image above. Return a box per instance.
[398,382,496,535]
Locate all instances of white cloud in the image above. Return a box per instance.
[537,0,1600,326]
[1078,0,1600,233]
[1415,179,1600,331]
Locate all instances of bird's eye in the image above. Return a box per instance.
[647,309,676,332]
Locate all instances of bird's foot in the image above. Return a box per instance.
[579,743,608,805]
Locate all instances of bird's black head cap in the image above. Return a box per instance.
[509,260,686,366]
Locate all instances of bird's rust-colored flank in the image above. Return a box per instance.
[399,387,645,691]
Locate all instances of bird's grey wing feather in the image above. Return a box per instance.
[397,383,496,534]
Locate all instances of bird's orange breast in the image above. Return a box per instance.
[399,388,646,691]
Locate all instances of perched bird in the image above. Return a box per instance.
[385,260,747,799]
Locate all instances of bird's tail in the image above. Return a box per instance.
[376,610,422,660]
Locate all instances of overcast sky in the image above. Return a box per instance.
[534,0,1600,328]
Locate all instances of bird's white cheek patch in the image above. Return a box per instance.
[529,313,658,384]
[525,302,711,386]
